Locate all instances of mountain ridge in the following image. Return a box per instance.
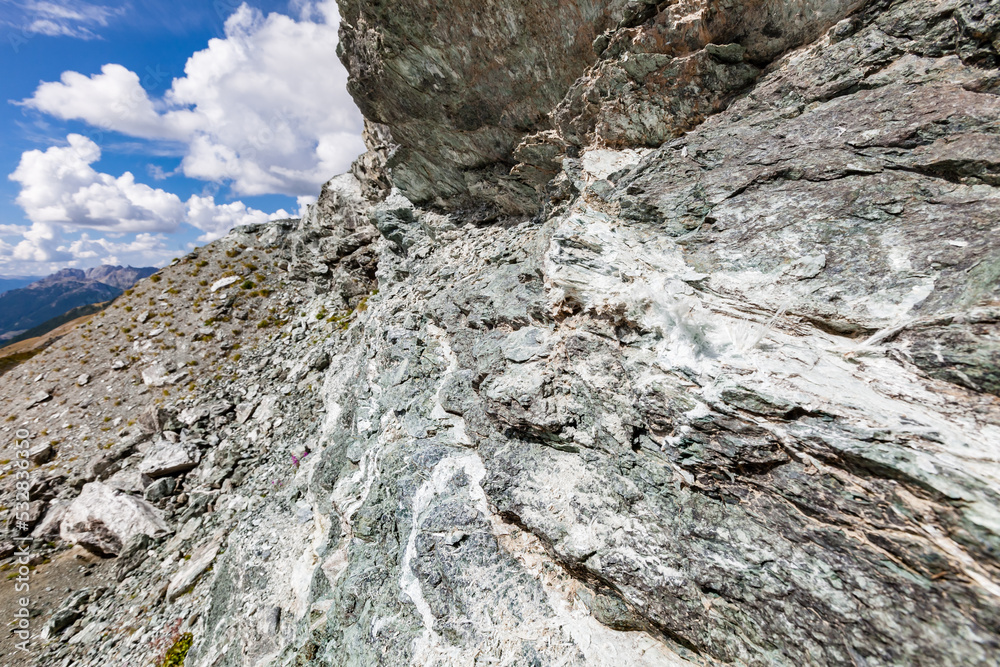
[0,265,157,342]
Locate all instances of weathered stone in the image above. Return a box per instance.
[115,533,154,582]
[25,390,51,408]
[234,401,257,424]
[40,590,90,640]
[138,441,201,479]
[210,276,240,292]
[31,500,69,540]
[143,477,176,503]
[59,482,169,556]
[178,405,210,427]
[138,405,172,434]
[166,537,223,602]
[27,442,53,465]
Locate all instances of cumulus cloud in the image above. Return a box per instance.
[10,134,186,233]
[3,134,288,273]
[187,195,291,242]
[20,0,365,197]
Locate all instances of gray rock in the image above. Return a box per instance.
[138,441,201,479]
[40,590,90,640]
[143,477,176,502]
[59,482,169,556]
[25,391,51,409]
[27,442,53,465]
[138,405,172,434]
[114,533,154,582]
[234,401,257,424]
[178,405,210,427]
[31,500,69,540]
[166,537,223,602]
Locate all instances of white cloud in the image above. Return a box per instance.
[6,1,122,40]
[20,0,366,197]
[4,134,289,273]
[24,64,195,140]
[63,232,176,267]
[186,194,291,243]
[10,134,186,233]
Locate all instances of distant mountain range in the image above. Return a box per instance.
[0,265,158,343]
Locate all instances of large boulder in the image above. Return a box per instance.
[59,483,169,556]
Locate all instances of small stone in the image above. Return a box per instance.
[178,406,210,427]
[166,538,222,602]
[28,442,53,465]
[144,477,177,503]
[26,391,52,409]
[210,276,240,292]
[704,42,746,63]
[786,254,827,280]
[76,374,90,386]
[235,401,258,424]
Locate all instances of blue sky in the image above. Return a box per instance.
[0,0,364,276]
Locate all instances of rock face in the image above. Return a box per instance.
[337,0,868,214]
[4,1,1000,666]
[336,0,630,213]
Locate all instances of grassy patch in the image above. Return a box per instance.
[0,348,45,376]
[158,632,194,667]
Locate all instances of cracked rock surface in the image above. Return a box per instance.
[2,0,1000,666]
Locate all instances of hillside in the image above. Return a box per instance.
[1,2,999,667]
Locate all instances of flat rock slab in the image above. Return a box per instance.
[60,482,169,556]
[139,441,201,478]
[25,391,51,408]
[178,405,210,426]
[166,537,223,602]
[141,363,189,387]
[210,276,240,292]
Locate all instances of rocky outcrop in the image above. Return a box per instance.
[337,0,874,214]
[4,1,1000,666]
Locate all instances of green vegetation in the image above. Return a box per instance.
[158,633,194,667]
[0,349,44,377]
